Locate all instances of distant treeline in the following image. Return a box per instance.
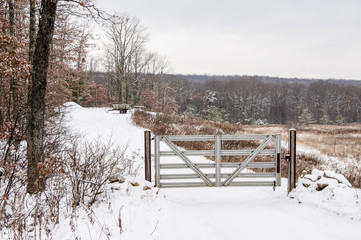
[168,75,361,125]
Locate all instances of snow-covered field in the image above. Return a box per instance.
[54,103,360,240]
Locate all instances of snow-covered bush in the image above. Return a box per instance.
[290,169,360,220]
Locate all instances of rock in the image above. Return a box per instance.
[324,170,352,187]
[304,174,318,182]
[312,169,324,179]
[299,178,312,188]
[131,182,140,187]
[109,175,119,183]
[316,183,328,191]
[119,176,126,183]
[315,177,338,191]
[143,186,152,191]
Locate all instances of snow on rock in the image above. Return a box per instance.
[324,170,352,187]
[290,169,361,220]
[301,169,351,190]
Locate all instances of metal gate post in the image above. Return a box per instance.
[155,136,160,187]
[276,134,281,186]
[215,135,221,187]
[144,131,152,182]
[287,129,296,194]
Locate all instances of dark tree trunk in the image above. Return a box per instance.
[29,0,36,64]
[26,0,58,194]
[7,0,14,35]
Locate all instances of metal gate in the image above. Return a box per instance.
[153,134,282,188]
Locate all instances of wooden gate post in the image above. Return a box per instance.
[144,131,152,182]
[287,129,297,194]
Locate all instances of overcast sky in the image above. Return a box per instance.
[94,0,361,80]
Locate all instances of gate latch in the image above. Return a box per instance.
[281,154,291,162]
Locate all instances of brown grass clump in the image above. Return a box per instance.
[132,110,241,136]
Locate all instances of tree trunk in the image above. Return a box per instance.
[7,0,14,35]
[26,0,58,194]
[29,0,36,64]
[6,0,19,121]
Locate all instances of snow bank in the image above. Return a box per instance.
[51,176,164,240]
[290,169,361,220]
[63,102,82,109]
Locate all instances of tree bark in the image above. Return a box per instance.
[6,0,19,120]
[6,0,14,35]
[29,0,36,64]
[26,0,58,194]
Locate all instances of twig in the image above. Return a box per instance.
[151,220,159,235]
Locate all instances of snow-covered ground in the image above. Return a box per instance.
[55,103,360,240]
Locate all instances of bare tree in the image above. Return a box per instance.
[105,14,147,103]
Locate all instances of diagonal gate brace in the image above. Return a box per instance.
[223,135,274,186]
[162,137,214,186]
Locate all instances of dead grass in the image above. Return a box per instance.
[242,123,361,188]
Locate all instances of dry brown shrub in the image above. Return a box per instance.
[214,122,241,134]
[131,110,155,129]
[341,165,361,188]
[295,153,323,178]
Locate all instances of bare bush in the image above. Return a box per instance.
[64,137,127,207]
[0,121,135,239]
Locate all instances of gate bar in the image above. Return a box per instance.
[155,136,160,187]
[159,149,276,156]
[215,135,221,187]
[166,134,273,141]
[160,172,276,179]
[160,162,276,169]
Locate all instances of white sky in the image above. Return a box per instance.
[93,0,361,80]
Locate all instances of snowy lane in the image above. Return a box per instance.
[63,104,360,240]
[156,186,360,240]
